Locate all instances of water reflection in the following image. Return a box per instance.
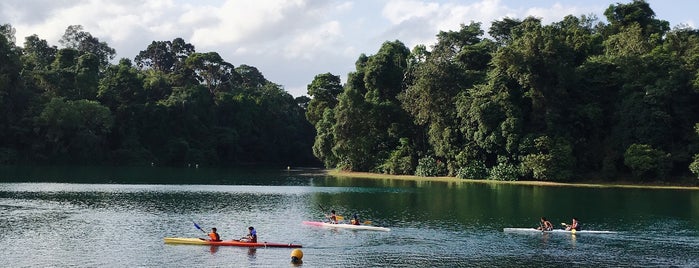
[247,248,257,260]
[0,167,697,267]
[540,232,550,246]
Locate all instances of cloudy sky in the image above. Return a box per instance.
[1,0,696,97]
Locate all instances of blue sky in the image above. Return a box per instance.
[1,0,696,97]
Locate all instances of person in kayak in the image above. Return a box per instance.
[350,214,361,225]
[327,210,338,224]
[240,226,257,243]
[208,227,221,241]
[564,217,580,231]
[536,217,553,231]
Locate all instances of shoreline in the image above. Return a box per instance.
[327,170,699,191]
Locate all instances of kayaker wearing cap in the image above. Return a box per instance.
[240,226,257,243]
[208,227,221,241]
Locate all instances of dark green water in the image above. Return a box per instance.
[0,166,697,267]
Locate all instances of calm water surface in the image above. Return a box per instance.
[0,166,698,267]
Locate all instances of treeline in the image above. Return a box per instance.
[306,0,699,182]
[0,25,317,166]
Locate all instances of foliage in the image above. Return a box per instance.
[0,24,316,167]
[379,138,415,175]
[623,144,671,180]
[400,22,492,175]
[692,123,699,180]
[689,154,699,180]
[2,1,699,183]
[519,136,574,181]
[456,160,488,179]
[488,162,520,181]
[414,156,443,177]
[310,1,699,182]
[35,98,113,163]
[59,25,116,69]
[306,73,343,126]
[330,41,414,172]
[313,109,338,167]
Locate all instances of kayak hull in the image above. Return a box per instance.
[503,228,617,234]
[302,221,391,232]
[164,237,302,248]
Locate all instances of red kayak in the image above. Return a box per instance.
[164,237,302,248]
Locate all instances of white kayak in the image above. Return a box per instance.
[503,227,617,234]
[303,221,391,232]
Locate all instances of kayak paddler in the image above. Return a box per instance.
[240,226,257,243]
[350,214,361,225]
[536,217,553,231]
[208,227,221,241]
[564,217,581,231]
[327,210,338,224]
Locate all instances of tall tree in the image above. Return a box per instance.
[185,52,238,97]
[306,72,343,126]
[22,34,57,70]
[59,25,116,69]
[401,22,493,174]
[603,0,669,38]
[97,58,150,164]
[134,38,195,73]
[328,41,415,173]
[0,24,24,163]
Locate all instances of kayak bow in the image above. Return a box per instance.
[164,237,302,248]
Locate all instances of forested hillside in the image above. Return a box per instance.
[306,0,699,182]
[2,0,698,182]
[0,25,317,167]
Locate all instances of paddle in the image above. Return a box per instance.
[193,221,206,234]
[194,221,208,241]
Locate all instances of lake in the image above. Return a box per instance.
[0,166,697,267]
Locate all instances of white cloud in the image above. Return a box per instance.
[1,0,696,98]
[524,3,596,24]
[382,0,440,24]
[283,20,342,60]
[335,1,354,12]
[379,0,514,50]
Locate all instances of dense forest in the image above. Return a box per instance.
[2,1,699,182]
[306,0,699,182]
[0,25,317,167]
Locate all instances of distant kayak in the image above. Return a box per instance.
[503,228,617,234]
[164,237,302,248]
[302,221,391,232]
